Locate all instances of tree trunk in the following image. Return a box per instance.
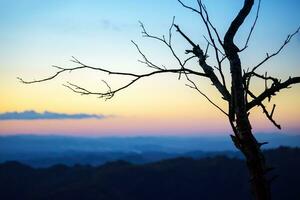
[234,118,272,200]
[227,52,272,200]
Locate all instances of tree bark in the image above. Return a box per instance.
[227,51,271,200]
[222,0,272,199]
[234,118,272,200]
[226,36,271,200]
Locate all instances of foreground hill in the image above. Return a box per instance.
[0,147,299,200]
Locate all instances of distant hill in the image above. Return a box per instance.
[0,148,242,167]
[0,147,299,200]
[1,134,300,153]
[1,134,299,167]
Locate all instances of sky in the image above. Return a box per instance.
[0,0,300,136]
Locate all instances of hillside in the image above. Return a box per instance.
[0,147,299,200]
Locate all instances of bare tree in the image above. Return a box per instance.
[18,0,300,199]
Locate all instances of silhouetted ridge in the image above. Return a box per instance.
[0,147,299,200]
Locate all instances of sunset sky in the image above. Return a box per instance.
[1,0,300,136]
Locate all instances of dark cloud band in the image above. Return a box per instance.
[0,110,105,120]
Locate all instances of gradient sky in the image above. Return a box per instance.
[1,0,300,136]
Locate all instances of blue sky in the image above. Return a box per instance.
[1,0,299,74]
[0,0,299,136]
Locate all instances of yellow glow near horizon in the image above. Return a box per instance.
[1,0,300,135]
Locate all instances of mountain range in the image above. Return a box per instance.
[0,147,299,200]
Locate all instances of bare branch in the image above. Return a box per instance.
[197,0,223,47]
[244,72,280,85]
[189,0,226,82]
[178,1,227,90]
[185,75,228,116]
[203,35,225,56]
[252,26,300,72]
[247,90,281,129]
[138,19,190,80]
[243,70,281,104]
[217,65,227,89]
[132,40,163,70]
[63,77,139,100]
[18,57,210,84]
[246,76,300,111]
[18,57,210,99]
[178,0,223,47]
[168,16,176,46]
[203,34,227,89]
[174,24,231,101]
[261,103,281,129]
[183,55,197,66]
[177,0,201,14]
[239,0,261,52]
[18,18,216,101]
[174,24,197,48]
[224,0,255,53]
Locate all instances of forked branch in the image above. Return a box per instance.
[174,24,231,101]
[18,57,209,100]
[239,0,261,52]
[247,90,281,129]
[224,0,255,53]
[247,76,300,111]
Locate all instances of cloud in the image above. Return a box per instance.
[0,110,106,120]
[99,19,124,32]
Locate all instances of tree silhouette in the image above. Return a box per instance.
[19,0,299,200]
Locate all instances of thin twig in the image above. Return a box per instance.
[239,0,261,52]
[251,26,300,72]
[247,90,281,129]
[185,75,228,116]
